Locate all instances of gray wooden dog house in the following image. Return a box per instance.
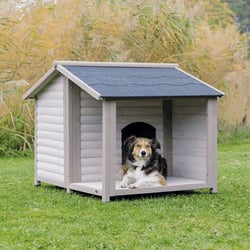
[23,61,224,202]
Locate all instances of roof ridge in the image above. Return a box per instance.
[53,61,179,68]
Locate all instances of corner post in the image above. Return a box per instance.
[34,100,41,186]
[207,98,218,193]
[102,100,116,202]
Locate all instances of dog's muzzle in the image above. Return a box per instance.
[139,149,147,158]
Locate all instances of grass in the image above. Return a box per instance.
[0,143,249,249]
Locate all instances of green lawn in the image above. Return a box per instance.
[0,143,249,249]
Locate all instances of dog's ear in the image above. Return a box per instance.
[123,135,137,148]
[150,138,161,150]
[122,135,137,164]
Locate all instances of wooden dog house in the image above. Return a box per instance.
[23,61,224,202]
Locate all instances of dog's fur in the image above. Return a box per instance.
[120,136,168,189]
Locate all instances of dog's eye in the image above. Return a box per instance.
[146,145,150,148]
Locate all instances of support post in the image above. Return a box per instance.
[163,100,173,176]
[102,100,116,202]
[64,78,81,193]
[34,100,40,186]
[207,98,218,193]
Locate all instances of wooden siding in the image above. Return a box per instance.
[116,99,164,172]
[172,98,207,180]
[36,76,64,186]
[80,97,165,183]
[78,95,211,191]
[80,91,102,182]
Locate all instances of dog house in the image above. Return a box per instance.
[23,61,224,202]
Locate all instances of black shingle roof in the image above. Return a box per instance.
[63,65,223,98]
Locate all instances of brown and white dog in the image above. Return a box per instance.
[120,136,168,189]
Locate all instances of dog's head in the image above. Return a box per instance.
[122,135,161,164]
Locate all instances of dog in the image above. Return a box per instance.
[120,135,168,189]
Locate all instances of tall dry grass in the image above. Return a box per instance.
[0,82,34,156]
[0,0,249,155]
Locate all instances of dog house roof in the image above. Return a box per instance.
[23,61,224,100]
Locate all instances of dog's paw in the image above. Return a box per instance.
[129,183,138,189]
[120,183,128,188]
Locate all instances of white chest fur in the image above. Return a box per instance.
[133,167,146,180]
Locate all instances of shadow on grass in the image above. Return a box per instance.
[110,189,211,202]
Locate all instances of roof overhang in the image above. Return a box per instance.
[23,61,224,100]
[23,62,106,100]
[23,66,59,100]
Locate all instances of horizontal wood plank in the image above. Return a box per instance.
[80,116,102,124]
[37,170,64,184]
[37,138,64,149]
[37,123,64,133]
[81,99,102,107]
[173,130,207,140]
[37,99,63,107]
[37,114,64,124]
[81,124,102,133]
[81,132,102,141]
[81,140,102,149]
[81,166,102,175]
[37,162,64,175]
[37,145,64,158]
[37,153,64,166]
[37,130,64,141]
[81,149,102,158]
[81,157,102,167]
[38,90,63,100]
[37,107,63,116]
[81,107,102,116]
[81,174,102,182]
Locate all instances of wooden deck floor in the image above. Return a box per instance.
[69,177,208,197]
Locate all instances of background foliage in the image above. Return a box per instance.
[0,0,249,155]
[223,0,250,33]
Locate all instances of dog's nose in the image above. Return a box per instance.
[141,150,146,157]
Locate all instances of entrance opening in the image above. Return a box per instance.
[121,122,156,164]
[121,122,156,144]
